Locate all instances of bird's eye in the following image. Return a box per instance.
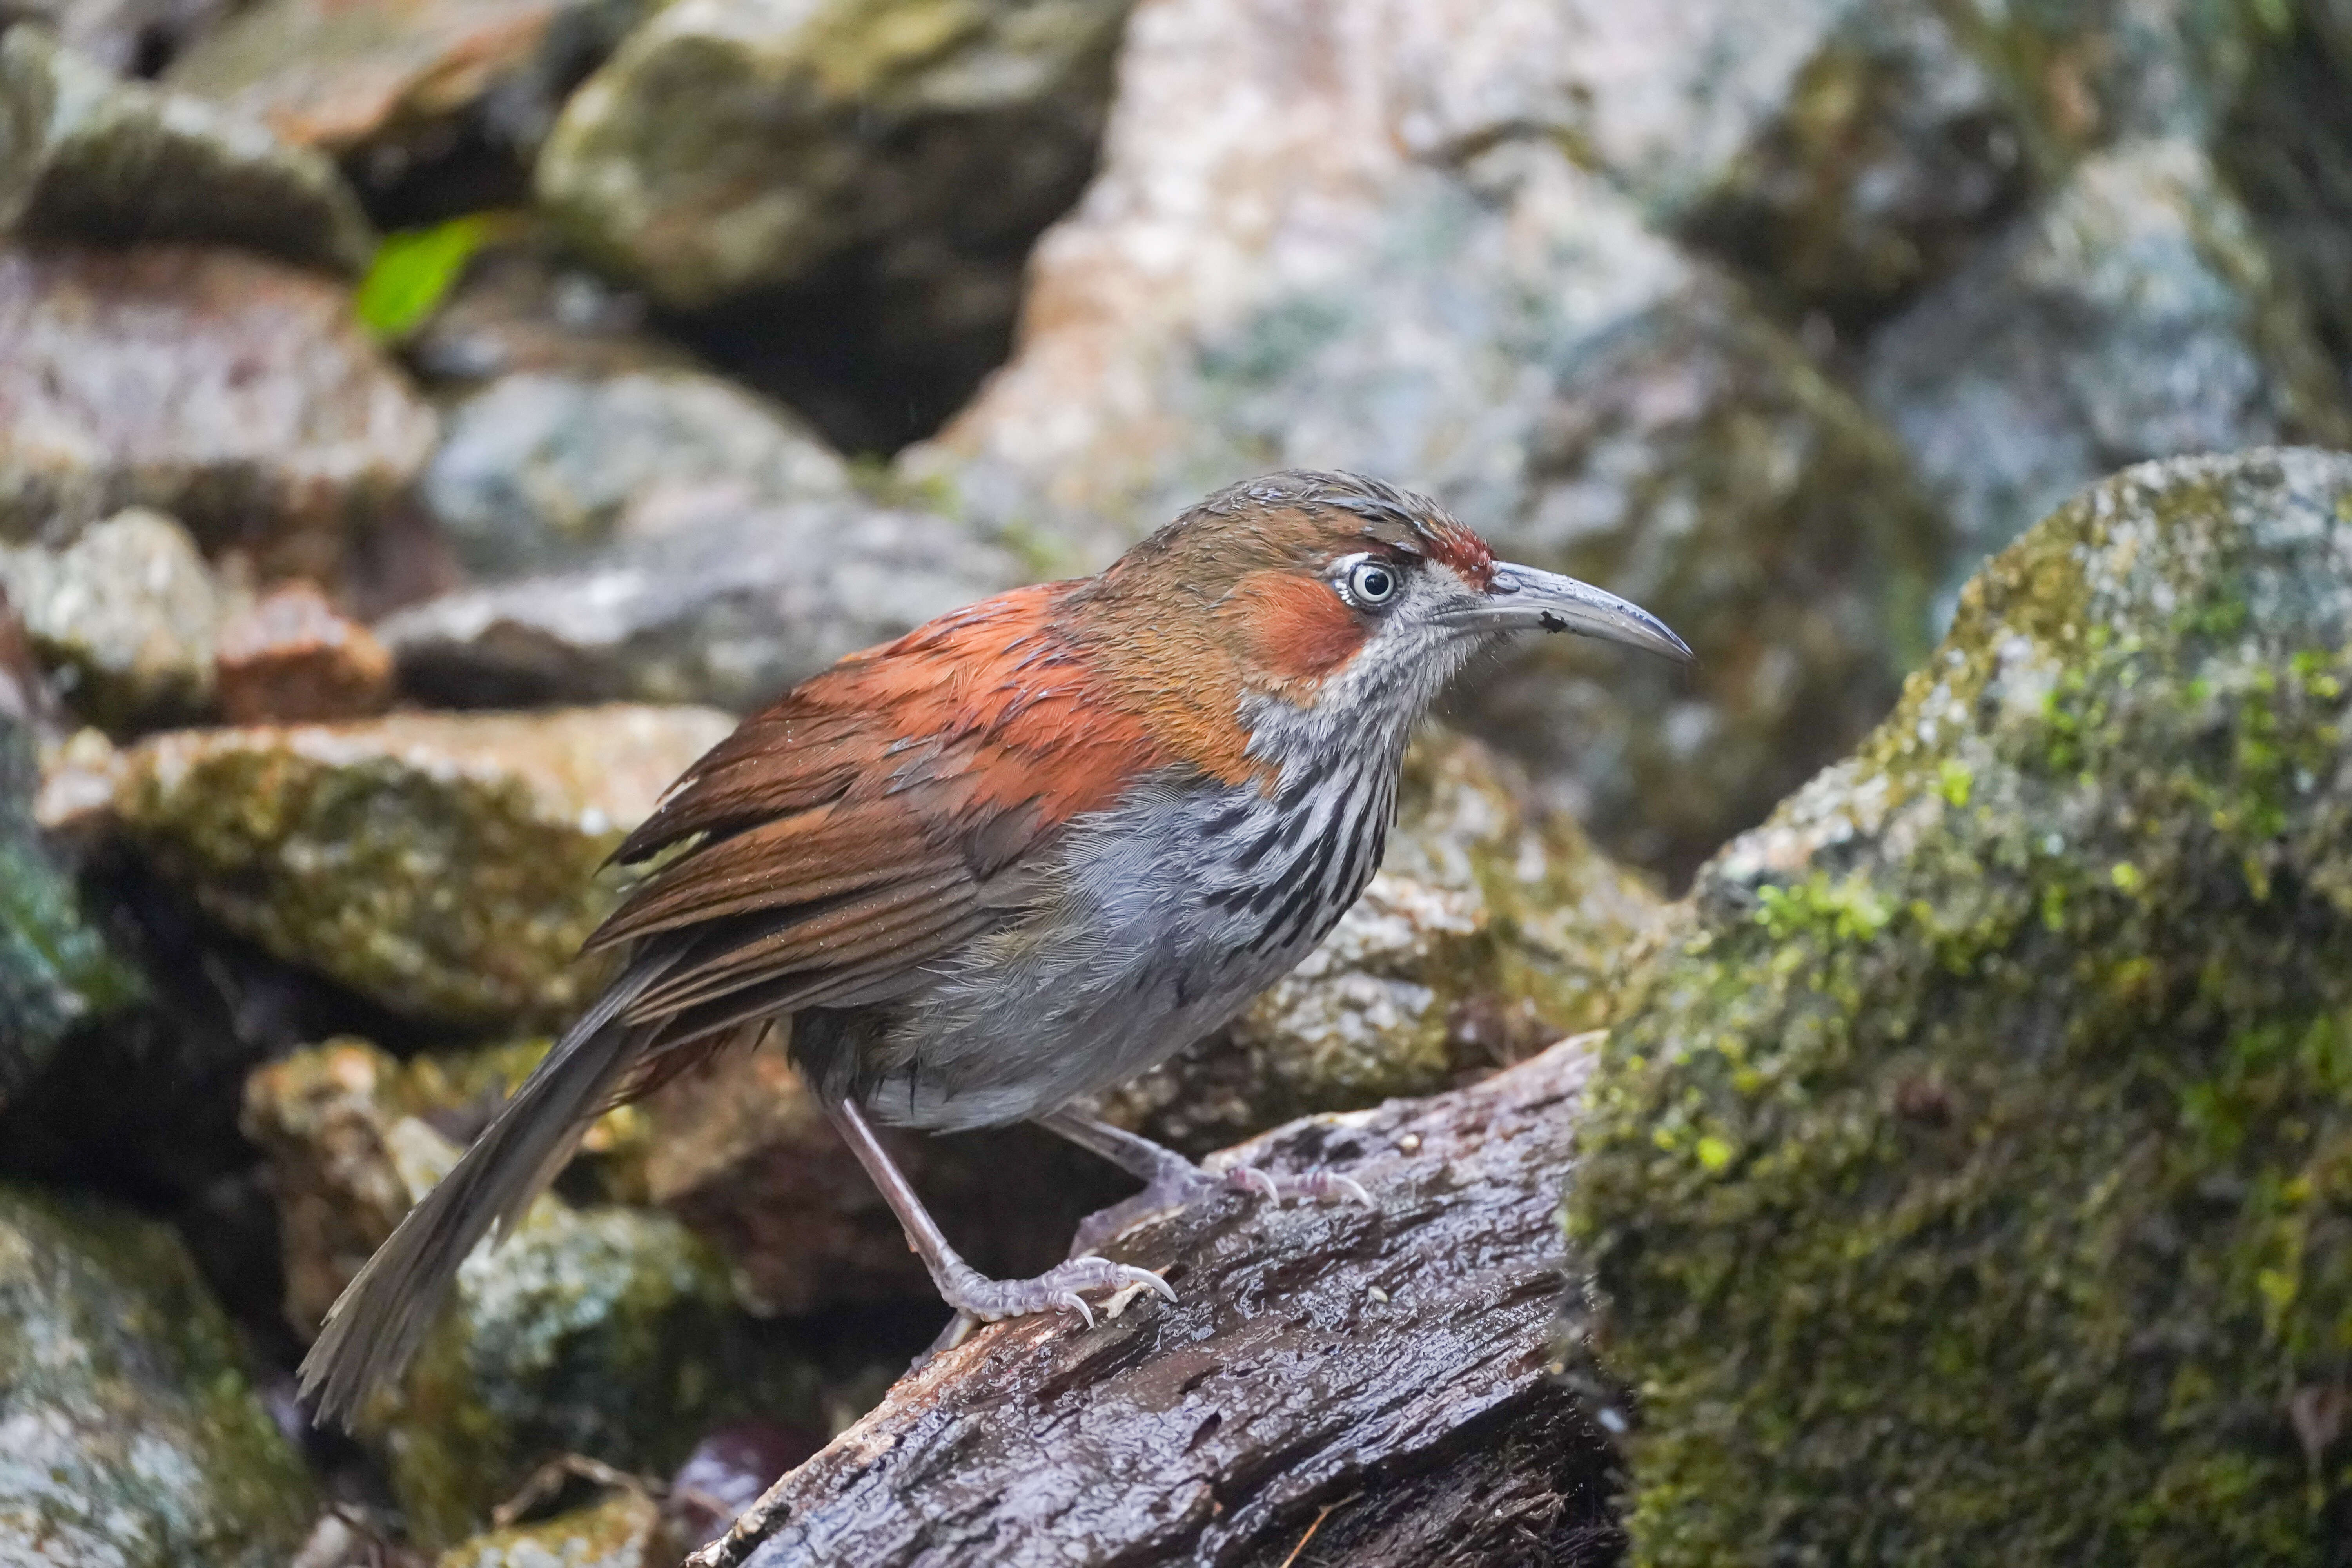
[1341,558,1400,608]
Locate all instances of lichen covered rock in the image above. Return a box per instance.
[417,368,849,577]
[110,705,733,1027]
[1865,138,2352,612]
[534,0,1132,310]
[0,606,139,1104]
[0,244,437,583]
[1091,732,1664,1152]
[1568,448,2352,1563]
[0,1183,317,1567]
[1679,0,2029,325]
[0,506,229,730]
[0,782,137,1103]
[0,25,374,273]
[433,1486,659,1568]
[379,490,1023,711]
[243,1036,651,1335]
[164,0,641,177]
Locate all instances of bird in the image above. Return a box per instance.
[298,469,1690,1426]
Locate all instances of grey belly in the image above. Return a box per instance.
[858,765,1395,1132]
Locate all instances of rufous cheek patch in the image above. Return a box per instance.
[1230,570,1368,688]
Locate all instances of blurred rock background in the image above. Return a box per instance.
[1,0,2348,1561]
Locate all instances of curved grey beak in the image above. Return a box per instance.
[1450,561,1693,662]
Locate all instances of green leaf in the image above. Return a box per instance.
[354,214,510,343]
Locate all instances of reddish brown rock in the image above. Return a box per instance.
[164,0,601,165]
[0,245,437,583]
[215,581,394,724]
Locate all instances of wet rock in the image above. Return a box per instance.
[2215,0,2352,388]
[1680,0,2029,326]
[1944,0,2267,167]
[403,234,684,385]
[0,1183,317,1567]
[0,623,138,1105]
[0,244,438,583]
[417,368,849,577]
[1088,733,1665,1154]
[0,506,228,730]
[298,1113,817,1546]
[0,0,239,78]
[1864,138,2352,613]
[1567,448,2352,1563]
[434,1487,659,1568]
[0,26,374,274]
[926,125,1944,877]
[534,0,1133,312]
[109,704,733,1027]
[379,490,1024,710]
[164,0,641,180]
[216,580,395,724]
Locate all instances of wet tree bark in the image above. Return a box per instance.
[684,1034,1623,1568]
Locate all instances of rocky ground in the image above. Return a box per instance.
[2,0,2349,1563]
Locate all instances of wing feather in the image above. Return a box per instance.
[588,581,1201,1092]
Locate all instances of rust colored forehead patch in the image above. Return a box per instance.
[1411,515,1494,589]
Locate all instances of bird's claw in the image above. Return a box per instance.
[1229,1165,1282,1202]
[935,1254,1172,1332]
[1221,1161,1375,1211]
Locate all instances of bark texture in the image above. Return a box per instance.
[686,1035,1621,1568]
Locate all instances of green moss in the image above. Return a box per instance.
[0,1185,316,1567]
[359,1129,818,1547]
[115,709,731,1029]
[434,1486,659,1568]
[0,722,141,1099]
[1567,449,2352,1564]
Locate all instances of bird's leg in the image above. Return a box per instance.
[824,1098,1173,1357]
[1036,1107,1373,1259]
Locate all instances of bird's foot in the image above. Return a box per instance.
[939,1253,1173,1330]
[913,1254,1173,1368]
[1068,1153,1374,1258]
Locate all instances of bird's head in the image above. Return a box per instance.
[1073,471,1688,766]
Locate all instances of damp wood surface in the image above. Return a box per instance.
[688,1035,1621,1568]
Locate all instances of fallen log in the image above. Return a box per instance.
[687,1034,1622,1568]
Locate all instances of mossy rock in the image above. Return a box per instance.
[351,1120,818,1547]
[0,25,375,275]
[111,706,733,1028]
[0,1183,317,1567]
[244,1036,653,1337]
[433,1486,660,1568]
[1567,447,2352,1563]
[0,713,140,1104]
[0,508,230,732]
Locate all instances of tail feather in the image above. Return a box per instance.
[296,969,659,1429]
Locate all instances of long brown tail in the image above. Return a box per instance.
[296,972,656,1429]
